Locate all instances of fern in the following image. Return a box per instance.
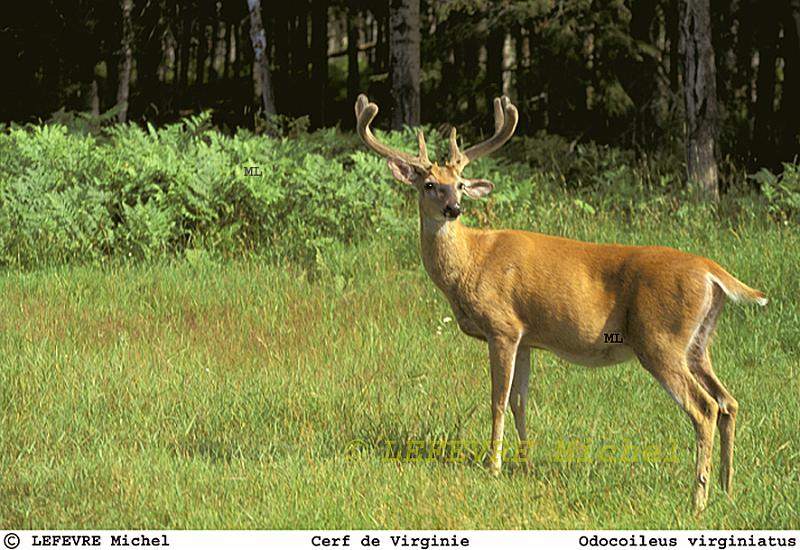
[0,110,792,270]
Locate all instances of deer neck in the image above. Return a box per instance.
[419,215,474,292]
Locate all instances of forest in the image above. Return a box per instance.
[3,0,800,198]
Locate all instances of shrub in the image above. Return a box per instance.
[0,113,789,270]
[749,165,800,224]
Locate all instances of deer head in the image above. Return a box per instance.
[354,94,519,222]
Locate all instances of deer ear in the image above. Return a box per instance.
[387,158,419,185]
[462,178,494,199]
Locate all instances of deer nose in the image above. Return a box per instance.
[443,203,461,219]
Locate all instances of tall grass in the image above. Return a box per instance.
[1,201,797,528]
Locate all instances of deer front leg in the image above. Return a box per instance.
[487,332,522,476]
[510,346,532,467]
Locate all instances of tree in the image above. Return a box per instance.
[485,25,504,114]
[116,0,135,122]
[624,0,661,149]
[291,1,310,117]
[177,1,193,95]
[753,6,779,169]
[389,0,420,129]
[347,4,361,118]
[195,1,210,86]
[246,0,277,134]
[781,0,800,162]
[310,0,328,128]
[135,0,164,118]
[679,0,720,201]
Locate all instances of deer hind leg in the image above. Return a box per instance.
[509,346,531,466]
[487,331,522,476]
[639,352,719,512]
[687,284,738,496]
[691,348,738,497]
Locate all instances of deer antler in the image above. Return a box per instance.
[449,95,518,170]
[354,94,432,170]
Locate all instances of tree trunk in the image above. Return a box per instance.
[513,25,526,108]
[293,4,310,106]
[106,49,120,111]
[195,8,208,86]
[753,8,779,169]
[169,1,180,94]
[389,0,420,129]
[462,31,479,116]
[116,0,134,122]
[271,6,289,109]
[679,0,720,201]
[377,10,389,72]
[627,0,659,149]
[246,0,277,133]
[136,0,162,115]
[347,6,361,118]
[311,0,328,128]
[90,79,101,116]
[485,27,504,114]
[666,0,681,94]
[236,21,246,78]
[178,6,192,93]
[780,0,800,162]
[225,23,234,79]
[365,12,376,66]
[292,6,309,85]
[209,6,222,82]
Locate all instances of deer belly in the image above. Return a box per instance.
[544,343,636,367]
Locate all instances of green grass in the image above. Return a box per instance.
[1,209,798,529]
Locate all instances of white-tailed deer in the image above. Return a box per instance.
[354,94,767,511]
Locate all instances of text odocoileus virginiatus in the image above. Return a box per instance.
[354,94,767,511]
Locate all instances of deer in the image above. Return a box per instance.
[354,93,767,512]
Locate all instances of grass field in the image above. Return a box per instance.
[1,208,798,529]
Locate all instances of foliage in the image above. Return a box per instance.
[749,164,800,224]
[0,117,404,269]
[4,0,800,176]
[0,115,793,271]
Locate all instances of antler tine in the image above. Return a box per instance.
[449,96,518,169]
[494,96,506,133]
[354,94,431,169]
[448,127,462,165]
[418,130,430,166]
[355,94,370,119]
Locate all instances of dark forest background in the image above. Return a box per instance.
[2,0,800,199]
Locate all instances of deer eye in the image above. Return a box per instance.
[457,183,464,190]
[424,182,434,190]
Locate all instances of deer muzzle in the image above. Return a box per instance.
[443,203,461,219]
